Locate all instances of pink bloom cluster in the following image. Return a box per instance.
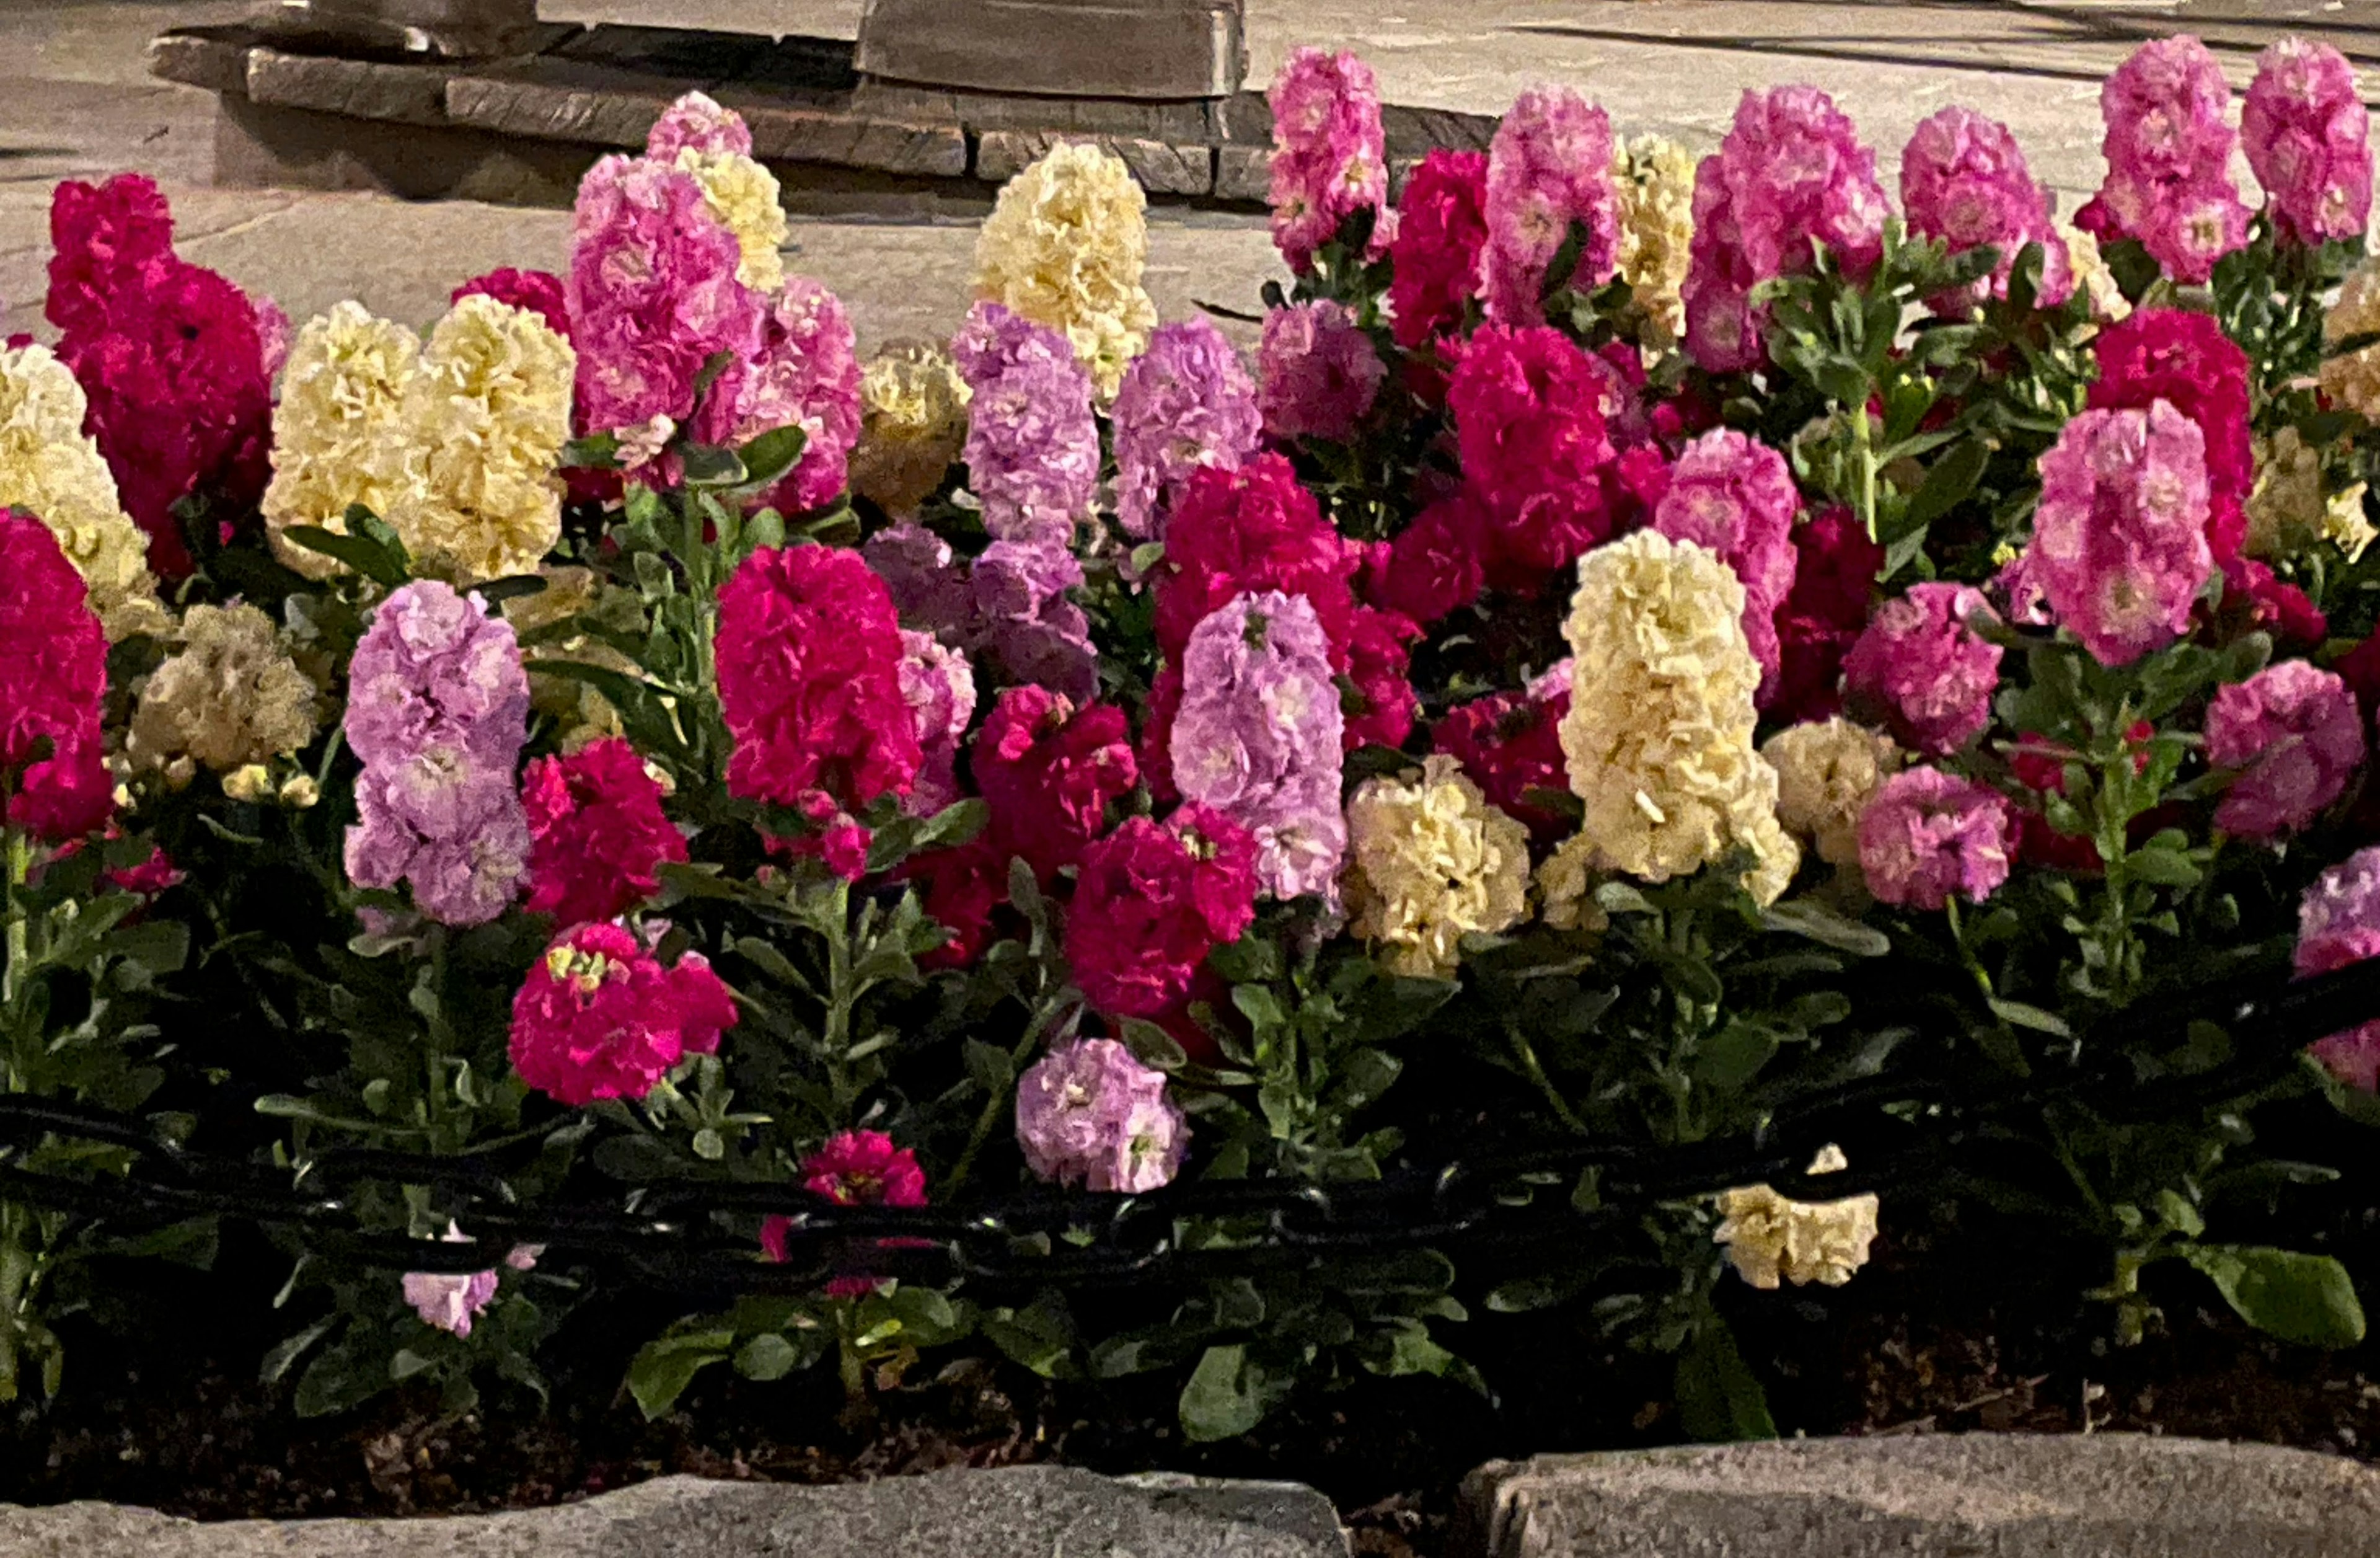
[1065,804,1259,1023]
[1843,583,2003,756]
[2243,38,2373,247]
[692,278,863,515]
[47,174,275,578]
[400,1228,540,1339]
[1267,48,1390,274]
[2297,848,2380,1089]
[1772,508,1884,724]
[0,511,110,842]
[522,737,688,928]
[1015,1037,1188,1193]
[761,1130,929,1298]
[974,686,1139,884]
[343,582,532,926]
[1258,301,1385,445]
[1447,325,1630,583]
[716,544,920,815]
[2204,661,2365,841]
[2087,308,2252,563]
[1431,661,1573,841]
[1112,319,1262,542]
[897,629,977,817]
[1171,591,1348,902]
[453,267,571,339]
[1685,87,1891,373]
[1858,766,2014,911]
[2029,401,2213,667]
[1387,149,1489,350]
[646,92,751,159]
[1369,494,1488,627]
[1651,429,1800,698]
[956,302,1099,549]
[1481,86,1620,327]
[509,920,737,1107]
[2076,36,2251,284]
[1898,107,2073,311]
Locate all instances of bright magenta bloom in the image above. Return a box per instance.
[509,921,738,1107]
[522,737,688,927]
[2205,660,2365,842]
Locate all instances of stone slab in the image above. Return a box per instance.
[853,0,1246,100]
[0,1467,1348,1557]
[247,48,455,128]
[978,128,1212,195]
[1460,1434,2380,1558]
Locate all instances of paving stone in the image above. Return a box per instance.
[246,48,455,128]
[1460,1434,2380,1558]
[0,1467,1348,1557]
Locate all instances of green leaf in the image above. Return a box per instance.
[107,921,190,976]
[677,443,747,487]
[562,432,622,469]
[1694,1019,1781,1091]
[260,1317,335,1386]
[734,1332,804,1381]
[733,425,810,491]
[2182,1245,2366,1349]
[1673,1317,1778,1442]
[2125,846,2202,888]
[293,1335,386,1419]
[982,1294,1079,1380]
[1988,998,2071,1038]
[283,524,409,587]
[626,1328,735,1419]
[963,1037,1015,1093]
[1179,1343,1272,1443]
[1761,900,1890,957]
[1117,1017,1188,1072]
[1903,436,1989,528]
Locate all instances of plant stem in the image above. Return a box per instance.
[1853,402,1881,544]
[943,999,1070,1198]
[1509,1025,1589,1137]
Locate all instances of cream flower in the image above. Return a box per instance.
[848,339,972,515]
[1612,133,1696,343]
[1713,1144,1880,1290]
[2324,259,2380,422]
[2060,223,2130,324]
[974,141,1158,399]
[2246,426,2327,561]
[1763,717,1902,874]
[263,302,423,579]
[386,294,576,584]
[128,603,320,776]
[1346,754,1532,978]
[2327,481,2376,560]
[1535,833,1607,934]
[674,146,788,293]
[0,344,167,642]
[1558,531,1799,905]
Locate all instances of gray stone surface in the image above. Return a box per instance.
[853,0,1247,100]
[0,1467,1349,1557]
[1461,1434,2380,1558]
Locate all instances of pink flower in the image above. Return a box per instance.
[897,630,976,817]
[522,737,688,927]
[509,921,738,1107]
[1065,805,1259,1020]
[762,1130,929,1298]
[1153,454,1359,662]
[1841,583,2002,756]
[645,91,753,159]
[898,839,1007,970]
[1684,87,1890,373]
[1858,766,2014,911]
[2297,847,2380,1088]
[714,544,920,812]
[452,268,571,340]
[2029,401,2214,667]
[692,278,863,516]
[1481,86,1620,327]
[400,1224,500,1339]
[1257,301,1384,444]
[1448,324,1626,583]
[974,686,1139,884]
[1342,604,1419,751]
[1016,1037,1188,1193]
[1432,663,1572,841]
[0,511,111,843]
[2244,38,2372,247]
[1267,48,1390,273]
[1368,495,1486,626]
[1651,428,1800,699]
[2204,660,2365,841]
[2086,308,2252,563]
[1388,149,1489,349]
[1899,107,2072,311]
[2076,36,2251,283]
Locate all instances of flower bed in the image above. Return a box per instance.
[0,31,2376,1453]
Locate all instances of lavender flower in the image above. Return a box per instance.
[1111,319,1262,542]
[954,301,1098,548]
[899,628,977,815]
[1015,1037,1188,1192]
[862,523,1098,702]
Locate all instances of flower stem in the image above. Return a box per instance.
[1509,1025,1588,1136]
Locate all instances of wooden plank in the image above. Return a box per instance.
[445,57,708,149]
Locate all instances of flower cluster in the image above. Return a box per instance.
[1064,805,1258,1024]
[1857,766,2013,911]
[974,141,1158,399]
[2298,848,2380,1089]
[2075,35,2250,283]
[522,737,689,927]
[1346,755,1531,978]
[1482,86,1618,327]
[0,511,111,841]
[1387,149,1489,350]
[899,629,977,817]
[1267,47,1389,274]
[1898,107,2071,311]
[850,340,970,515]
[1841,583,2002,756]
[2087,308,2252,563]
[1714,1145,1881,1290]
[1258,301,1383,445]
[126,604,319,782]
[1611,135,1696,341]
[762,1131,928,1298]
[956,302,1100,548]
[974,686,1138,883]
[1015,1038,1188,1193]
[1447,325,1629,582]
[2204,661,2365,841]
[1763,717,1901,879]
[1112,319,1261,541]
[2242,38,2371,247]
[0,343,165,642]
[2027,401,2213,667]
[1649,428,1800,699]
[693,278,863,516]
[1431,663,1573,841]
[510,921,737,1105]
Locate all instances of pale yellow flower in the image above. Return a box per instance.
[1346,754,1532,978]
[2327,482,2376,561]
[128,603,320,775]
[2246,427,2327,561]
[0,344,167,641]
[387,294,576,584]
[1535,833,1606,934]
[2060,223,2130,324]
[974,141,1158,398]
[848,339,972,515]
[1713,1144,1880,1290]
[674,146,788,293]
[1558,531,1799,905]
[2324,259,2380,422]
[1612,134,1695,344]
[263,302,423,579]
[1763,717,1902,875]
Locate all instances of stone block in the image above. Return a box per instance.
[1460,1434,2380,1558]
[977,128,1211,195]
[213,95,589,205]
[247,48,454,128]
[855,0,1245,100]
[147,27,258,96]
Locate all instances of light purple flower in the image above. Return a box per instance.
[1482,86,1620,327]
[1111,319,1261,542]
[899,628,976,816]
[2244,37,2373,247]
[1258,301,1384,445]
[400,1223,500,1338]
[2030,401,2214,667]
[1841,583,2003,756]
[1015,1037,1188,1192]
[956,302,1098,547]
[862,522,1096,702]
[1170,590,1347,902]
[2205,659,2365,841]
[1652,428,1800,699]
[1858,766,2014,911]
[2298,847,2380,1089]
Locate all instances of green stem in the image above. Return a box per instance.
[1510,1026,1589,1137]
[943,1001,1068,1199]
[1853,402,1880,544]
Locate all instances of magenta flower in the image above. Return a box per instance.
[2297,847,2380,1089]
[2204,660,2365,841]
[1388,149,1489,350]
[760,1130,929,1298]
[1065,805,1259,1021]
[2086,309,2253,564]
[1267,47,1390,274]
[1112,319,1261,541]
[1257,301,1384,445]
[522,737,689,927]
[2030,401,2214,667]
[509,921,738,1107]
[1482,86,1620,327]
[0,511,112,843]
[1447,324,1625,581]
[2076,37,2251,283]
[1015,1037,1188,1193]
[956,302,1098,549]
[1841,583,2003,757]
[1858,766,2014,911]
[1651,428,1800,699]
[2244,37,2373,247]
[1899,107,2072,311]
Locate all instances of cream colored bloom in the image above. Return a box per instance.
[974,141,1158,399]
[0,344,167,641]
[1535,833,1606,934]
[2060,223,2130,324]
[848,339,972,515]
[1558,531,1799,905]
[1714,1144,1880,1290]
[2246,427,2327,561]
[1763,717,1901,874]
[128,603,321,775]
[1612,134,1695,344]
[1345,754,1531,978]
[386,294,575,584]
[2327,482,2376,561]
[263,302,423,579]
[674,146,788,293]
[2324,259,2380,422]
